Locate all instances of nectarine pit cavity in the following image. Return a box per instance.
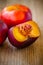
[18,24,32,37]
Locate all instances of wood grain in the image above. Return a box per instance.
[0,0,43,65]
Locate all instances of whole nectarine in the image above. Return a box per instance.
[1,4,32,28]
[0,20,8,45]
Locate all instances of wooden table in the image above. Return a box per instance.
[0,0,43,65]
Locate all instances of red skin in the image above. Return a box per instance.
[8,27,37,48]
[0,20,8,45]
[1,4,32,28]
[0,12,1,20]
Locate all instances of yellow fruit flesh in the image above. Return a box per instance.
[26,21,40,37]
[12,21,40,42]
[12,26,28,42]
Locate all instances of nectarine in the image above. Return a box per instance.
[8,21,40,48]
[0,20,8,45]
[1,4,32,28]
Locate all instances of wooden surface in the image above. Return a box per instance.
[0,0,43,65]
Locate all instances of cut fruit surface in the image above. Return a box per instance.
[26,21,40,37]
[12,26,28,42]
[8,21,40,48]
[12,21,40,42]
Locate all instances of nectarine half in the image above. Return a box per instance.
[8,21,40,48]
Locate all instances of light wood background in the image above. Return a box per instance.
[0,0,43,65]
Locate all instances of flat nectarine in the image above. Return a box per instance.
[8,21,40,48]
[1,4,32,28]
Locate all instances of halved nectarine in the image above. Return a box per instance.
[8,21,40,48]
[1,4,32,28]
